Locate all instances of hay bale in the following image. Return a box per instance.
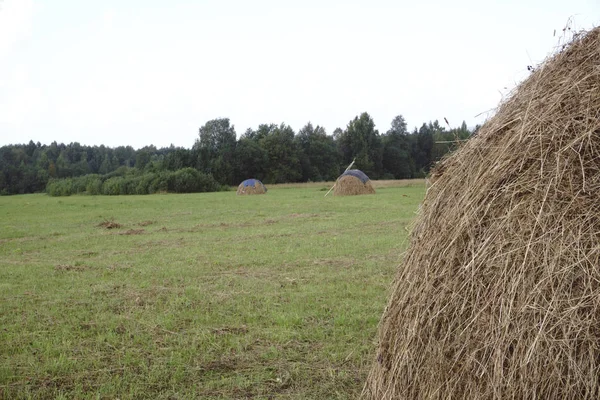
[237,179,267,195]
[334,169,375,196]
[364,28,600,399]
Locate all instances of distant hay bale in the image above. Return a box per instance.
[237,179,267,195]
[364,28,600,399]
[333,169,375,196]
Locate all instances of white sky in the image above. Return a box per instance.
[0,0,597,149]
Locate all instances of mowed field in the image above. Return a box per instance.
[0,181,425,399]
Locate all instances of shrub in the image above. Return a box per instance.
[86,177,103,195]
[46,178,74,196]
[102,177,126,195]
[46,168,220,196]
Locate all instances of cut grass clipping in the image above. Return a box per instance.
[364,27,600,399]
[333,170,375,196]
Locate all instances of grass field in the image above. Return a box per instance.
[0,181,425,399]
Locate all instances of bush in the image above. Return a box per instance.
[86,177,103,195]
[135,173,155,195]
[46,179,74,196]
[149,172,169,194]
[46,168,221,196]
[196,171,220,193]
[102,177,126,195]
[74,174,102,194]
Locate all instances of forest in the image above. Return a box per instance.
[0,113,475,196]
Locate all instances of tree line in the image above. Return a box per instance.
[0,113,475,196]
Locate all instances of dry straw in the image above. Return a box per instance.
[334,175,376,196]
[363,27,600,399]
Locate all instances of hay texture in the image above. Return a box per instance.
[333,169,375,196]
[364,28,600,400]
[236,179,267,195]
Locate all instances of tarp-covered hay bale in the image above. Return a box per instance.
[334,169,375,196]
[236,179,267,195]
[364,28,600,399]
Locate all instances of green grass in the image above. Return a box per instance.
[0,182,425,399]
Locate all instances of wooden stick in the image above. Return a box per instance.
[325,159,355,197]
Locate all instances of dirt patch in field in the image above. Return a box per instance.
[211,325,249,336]
[79,321,97,331]
[137,220,155,226]
[55,264,88,272]
[201,358,240,373]
[118,229,145,235]
[114,324,127,335]
[97,220,122,229]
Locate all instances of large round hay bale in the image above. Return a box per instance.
[236,179,267,195]
[334,169,375,196]
[364,28,600,399]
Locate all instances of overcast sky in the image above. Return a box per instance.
[0,0,597,149]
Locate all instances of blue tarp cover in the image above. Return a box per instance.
[241,179,265,189]
[341,169,370,183]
